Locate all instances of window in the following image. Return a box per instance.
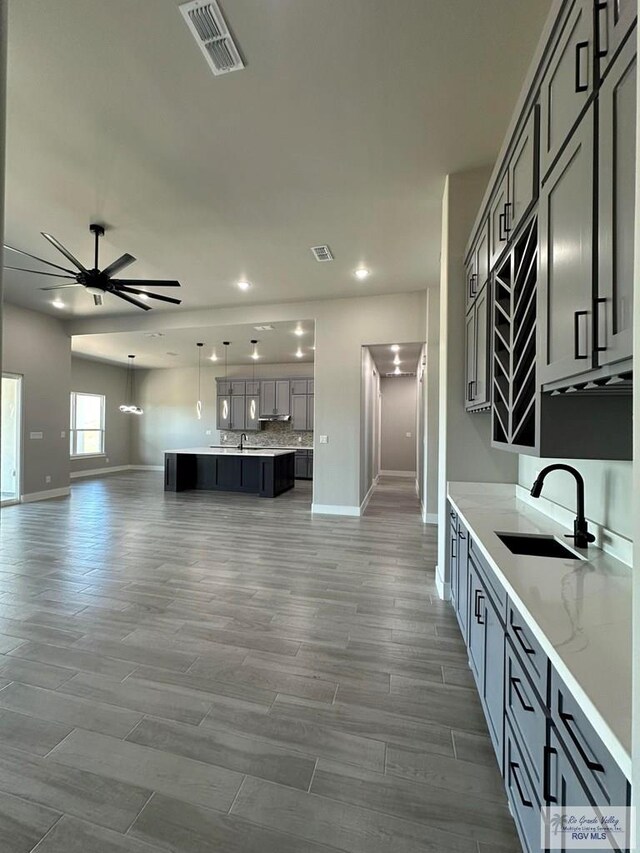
[70,392,105,457]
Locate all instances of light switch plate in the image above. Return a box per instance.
[319,435,328,444]
[60,430,66,439]
[406,432,412,438]
[205,429,212,436]
[30,431,43,440]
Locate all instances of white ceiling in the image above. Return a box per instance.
[72,319,315,369]
[3,0,552,322]
[368,342,423,377]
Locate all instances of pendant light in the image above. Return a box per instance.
[196,342,204,419]
[249,339,258,424]
[220,342,231,427]
[250,339,259,360]
[119,355,143,415]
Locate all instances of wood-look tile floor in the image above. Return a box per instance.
[0,472,519,852]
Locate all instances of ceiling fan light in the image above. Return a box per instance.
[85,286,103,296]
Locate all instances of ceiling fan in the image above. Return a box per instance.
[3,223,182,311]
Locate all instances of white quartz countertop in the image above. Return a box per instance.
[447,481,632,780]
[216,445,313,452]
[164,447,296,457]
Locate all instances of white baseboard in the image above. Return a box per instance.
[311,503,361,517]
[359,481,376,515]
[129,465,164,472]
[71,465,130,480]
[515,484,632,566]
[380,470,416,478]
[21,487,70,504]
[423,511,438,525]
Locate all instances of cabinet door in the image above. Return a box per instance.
[464,308,476,410]
[308,379,315,394]
[217,395,231,430]
[506,722,543,853]
[245,381,260,396]
[489,172,510,268]
[291,395,308,431]
[456,524,470,641]
[275,380,290,415]
[538,106,594,386]
[597,34,636,366]
[465,254,478,313]
[230,396,245,431]
[598,0,637,77]
[230,381,245,396]
[540,0,593,178]
[260,381,276,415]
[291,379,308,395]
[482,593,505,763]
[475,219,490,289]
[467,559,485,685]
[472,283,490,408]
[217,380,231,396]
[294,452,308,479]
[245,395,260,431]
[449,517,459,610]
[509,107,539,235]
[307,395,314,430]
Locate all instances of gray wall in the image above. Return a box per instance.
[132,362,314,467]
[380,376,417,473]
[70,356,131,474]
[2,303,71,497]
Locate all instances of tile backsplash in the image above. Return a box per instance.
[220,420,313,448]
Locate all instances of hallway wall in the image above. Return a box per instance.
[380,376,417,474]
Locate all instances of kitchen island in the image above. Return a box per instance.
[164,447,295,497]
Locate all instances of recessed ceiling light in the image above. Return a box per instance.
[295,348,304,358]
[144,332,164,338]
[390,344,400,352]
[52,299,65,309]
[354,268,370,280]
[253,324,274,331]
[237,280,251,291]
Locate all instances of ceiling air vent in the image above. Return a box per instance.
[311,245,334,262]
[179,0,245,77]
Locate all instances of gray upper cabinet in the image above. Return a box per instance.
[245,394,260,431]
[465,308,476,408]
[308,379,315,394]
[217,380,231,396]
[217,395,231,430]
[245,380,260,396]
[598,0,637,78]
[291,395,308,431]
[538,105,594,386]
[508,107,539,235]
[597,32,636,367]
[230,395,245,430]
[465,282,491,411]
[260,379,291,416]
[230,380,245,396]
[466,220,489,313]
[489,172,510,268]
[275,380,290,415]
[540,0,593,180]
[291,379,308,395]
[307,394,314,430]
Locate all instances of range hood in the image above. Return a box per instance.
[258,414,291,422]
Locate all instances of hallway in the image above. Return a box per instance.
[0,473,517,852]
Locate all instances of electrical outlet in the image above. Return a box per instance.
[45,475,51,484]
[406,432,412,438]
[205,429,212,436]
[297,436,302,443]
[60,430,66,439]
[319,435,328,444]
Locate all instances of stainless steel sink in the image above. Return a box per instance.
[496,532,583,559]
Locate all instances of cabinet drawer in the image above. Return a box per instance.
[505,719,542,853]
[468,536,507,615]
[507,603,548,702]
[505,639,546,791]
[550,669,630,808]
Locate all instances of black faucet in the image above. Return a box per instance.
[238,433,247,451]
[530,464,595,549]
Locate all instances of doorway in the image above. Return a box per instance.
[1,374,22,504]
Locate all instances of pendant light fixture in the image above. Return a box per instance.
[249,340,258,423]
[250,339,259,360]
[196,342,204,419]
[220,342,230,426]
[119,355,143,415]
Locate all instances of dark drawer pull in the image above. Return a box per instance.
[451,535,457,560]
[595,296,607,352]
[474,588,485,624]
[596,2,608,57]
[560,709,606,773]
[499,211,507,242]
[467,381,475,402]
[574,310,589,359]
[503,201,512,234]
[510,761,533,808]
[458,530,466,540]
[511,676,535,712]
[512,624,535,655]
[544,745,558,804]
[449,510,456,519]
[575,40,589,92]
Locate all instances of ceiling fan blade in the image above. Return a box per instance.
[4,265,76,279]
[113,290,152,311]
[112,279,181,287]
[117,285,182,305]
[93,293,104,306]
[40,283,84,291]
[102,253,136,278]
[4,244,78,275]
[41,233,88,273]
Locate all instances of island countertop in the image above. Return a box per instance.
[164,447,296,457]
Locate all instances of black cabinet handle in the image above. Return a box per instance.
[544,745,558,804]
[451,536,457,560]
[503,202,512,234]
[575,40,589,92]
[499,211,507,242]
[510,676,534,712]
[596,2,608,57]
[458,530,466,539]
[510,761,533,808]
[573,310,589,359]
[512,624,535,656]
[467,380,476,402]
[595,297,607,352]
[559,709,605,773]
[469,273,478,298]
[474,588,484,624]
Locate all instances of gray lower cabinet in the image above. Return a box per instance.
[455,520,469,641]
[598,0,637,78]
[448,509,459,612]
[538,105,594,386]
[467,557,485,686]
[294,449,313,480]
[597,32,636,367]
[539,0,594,179]
[505,719,543,853]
